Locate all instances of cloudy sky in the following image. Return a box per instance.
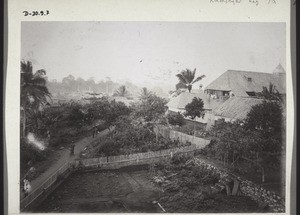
[21,22,285,91]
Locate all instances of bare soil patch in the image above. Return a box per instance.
[35,169,162,213]
[35,166,269,213]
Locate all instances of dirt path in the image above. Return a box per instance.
[21,128,111,199]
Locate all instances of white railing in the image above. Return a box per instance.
[20,162,72,211]
[20,144,197,211]
[75,145,197,168]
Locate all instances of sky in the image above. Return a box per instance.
[21,22,286,92]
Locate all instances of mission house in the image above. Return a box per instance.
[166,64,286,129]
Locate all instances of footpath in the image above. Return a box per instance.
[21,128,111,200]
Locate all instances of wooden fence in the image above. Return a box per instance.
[74,145,197,169]
[154,126,211,149]
[20,144,197,211]
[20,162,72,211]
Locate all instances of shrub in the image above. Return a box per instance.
[171,153,192,165]
[167,112,185,127]
[95,124,191,157]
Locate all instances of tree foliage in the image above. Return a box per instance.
[244,100,284,157]
[256,82,282,101]
[98,118,190,157]
[176,68,205,92]
[184,97,205,120]
[205,100,285,182]
[132,94,168,123]
[207,121,262,163]
[21,60,52,137]
[245,101,283,138]
[139,87,152,100]
[167,112,185,127]
[113,85,129,97]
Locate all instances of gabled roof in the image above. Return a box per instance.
[166,92,222,110]
[272,63,286,74]
[213,97,263,120]
[205,69,285,97]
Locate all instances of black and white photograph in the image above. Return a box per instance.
[18,21,287,213]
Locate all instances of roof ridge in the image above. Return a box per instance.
[226,69,274,75]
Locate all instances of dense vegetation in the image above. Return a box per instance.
[97,119,190,156]
[21,97,131,177]
[203,100,285,183]
[151,154,266,213]
[94,94,187,156]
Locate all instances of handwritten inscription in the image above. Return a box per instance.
[210,0,277,6]
[23,10,50,16]
[210,0,242,4]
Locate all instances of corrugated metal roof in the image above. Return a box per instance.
[213,97,264,120]
[205,69,285,97]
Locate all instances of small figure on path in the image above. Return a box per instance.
[70,142,75,156]
[92,126,97,138]
[23,178,32,197]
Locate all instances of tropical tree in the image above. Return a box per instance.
[113,85,128,97]
[132,94,167,123]
[176,68,206,93]
[184,97,205,135]
[139,87,152,100]
[184,97,205,120]
[166,112,185,127]
[256,82,282,101]
[244,100,283,139]
[21,60,52,137]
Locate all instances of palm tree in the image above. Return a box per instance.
[176,68,206,93]
[257,82,281,101]
[139,87,152,100]
[21,60,52,137]
[113,85,128,97]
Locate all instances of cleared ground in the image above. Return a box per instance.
[36,165,267,213]
[36,167,162,213]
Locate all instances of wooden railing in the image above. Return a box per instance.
[20,144,198,211]
[74,145,197,169]
[20,162,72,211]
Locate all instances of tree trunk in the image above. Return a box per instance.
[261,167,265,183]
[23,109,26,138]
[193,120,196,136]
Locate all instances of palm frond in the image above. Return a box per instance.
[177,68,198,84]
[192,74,206,84]
[176,73,188,84]
[176,82,188,90]
[35,69,46,76]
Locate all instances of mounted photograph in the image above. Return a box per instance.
[19,21,286,213]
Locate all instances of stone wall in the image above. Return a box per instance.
[194,158,285,213]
